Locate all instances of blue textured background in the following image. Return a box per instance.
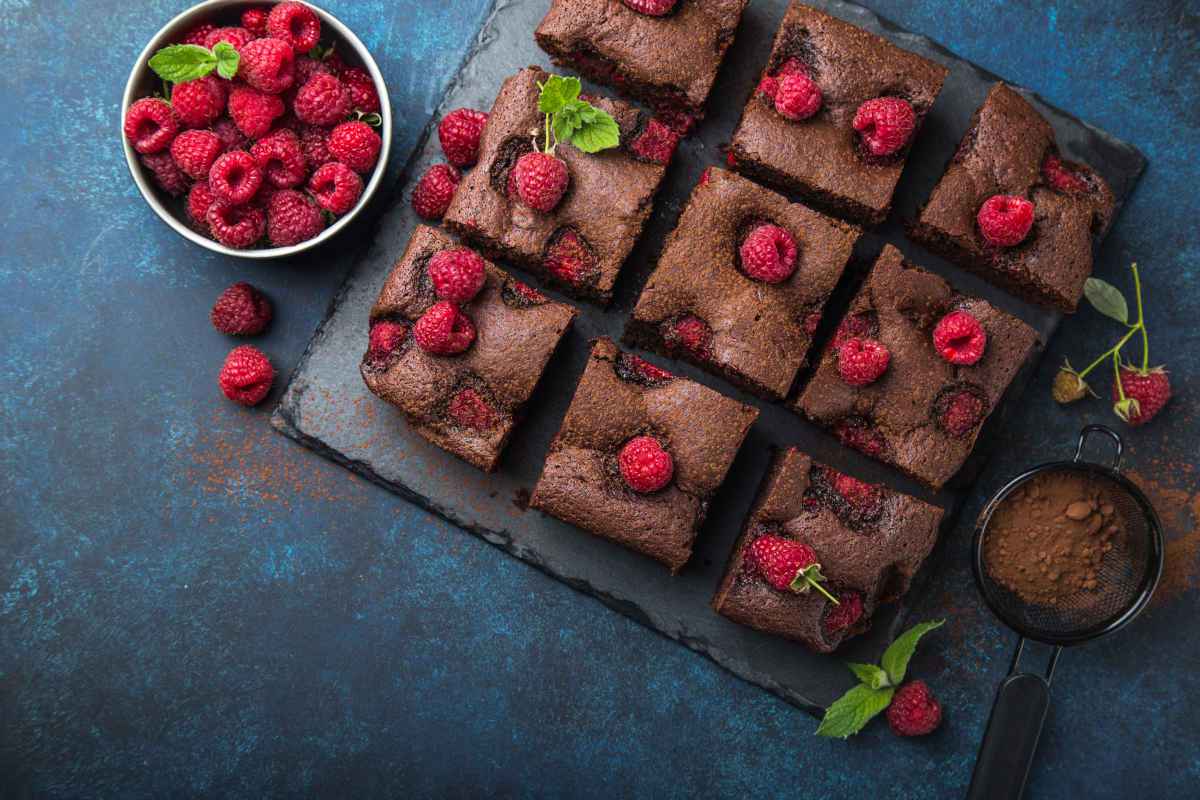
[1,1,1197,797]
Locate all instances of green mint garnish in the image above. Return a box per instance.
[536,75,620,155]
[880,618,944,686]
[213,42,240,80]
[147,42,238,85]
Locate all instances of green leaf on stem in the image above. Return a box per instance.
[881,619,945,686]
[816,685,896,739]
[847,662,891,690]
[1084,278,1129,324]
[213,42,240,80]
[148,44,219,83]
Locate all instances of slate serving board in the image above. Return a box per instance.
[272,0,1145,712]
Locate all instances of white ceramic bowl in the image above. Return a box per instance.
[120,0,392,258]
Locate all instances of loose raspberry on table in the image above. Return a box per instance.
[180,22,216,46]
[207,198,266,249]
[171,76,225,129]
[429,247,487,303]
[618,436,674,493]
[747,534,833,597]
[266,189,324,247]
[366,320,408,367]
[170,129,224,180]
[623,0,676,16]
[449,388,499,431]
[1042,154,1090,194]
[739,223,797,283]
[251,129,308,189]
[1113,365,1171,426]
[938,389,985,437]
[268,1,322,54]
[187,182,216,229]
[834,417,887,457]
[125,98,178,154]
[853,97,916,157]
[141,151,191,196]
[414,301,476,355]
[887,680,942,737]
[977,194,1034,247]
[630,118,679,165]
[208,149,262,204]
[228,86,285,139]
[933,310,987,365]
[342,68,381,115]
[823,591,863,634]
[203,26,254,52]
[775,72,822,121]
[294,73,352,127]
[308,162,362,214]
[664,315,713,360]
[544,230,596,285]
[412,163,460,220]
[837,337,890,386]
[241,7,270,37]
[510,152,569,212]
[218,345,275,406]
[438,108,488,168]
[239,37,296,94]
[830,471,883,520]
[327,121,381,173]
[212,117,247,152]
[211,282,273,336]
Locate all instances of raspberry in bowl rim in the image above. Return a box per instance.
[120,0,392,259]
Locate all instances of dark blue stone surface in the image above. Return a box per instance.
[1,1,1196,797]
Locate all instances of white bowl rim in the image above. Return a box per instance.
[120,0,393,259]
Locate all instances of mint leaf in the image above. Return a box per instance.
[213,42,240,80]
[553,106,583,144]
[1084,278,1129,324]
[148,44,218,84]
[815,685,895,739]
[881,619,944,686]
[538,75,581,115]
[568,105,620,153]
[847,662,891,690]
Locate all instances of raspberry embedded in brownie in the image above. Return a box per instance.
[728,2,948,226]
[530,338,758,571]
[534,0,749,132]
[625,168,862,400]
[712,447,944,653]
[908,82,1116,312]
[794,244,1038,490]
[360,225,577,471]
[443,67,675,305]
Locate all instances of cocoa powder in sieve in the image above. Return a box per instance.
[983,470,1127,606]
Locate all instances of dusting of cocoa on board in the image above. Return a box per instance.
[1126,469,1200,605]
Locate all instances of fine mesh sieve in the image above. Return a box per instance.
[966,426,1164,800]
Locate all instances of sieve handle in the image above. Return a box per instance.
[966,671,1051,800]
[1072,425,1123,471]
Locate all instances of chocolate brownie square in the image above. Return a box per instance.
[624,167,861,400]
[909,82,1116,312]
[444,67,675,305]
[728,2,948,226]
[535,0,748,132]
[360,225,577,471]
[531,338,758,571]
[795,245,1038,490]
[712,447,943,653]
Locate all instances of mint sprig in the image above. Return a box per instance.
[536,75,620,155]
[816,619,944,739]
[148,42,239,85]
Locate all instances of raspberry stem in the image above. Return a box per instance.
[1075,263,1148,380]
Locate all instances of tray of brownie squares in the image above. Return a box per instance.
[273,0,1144,711]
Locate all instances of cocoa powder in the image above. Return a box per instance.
[983,470,1128,606]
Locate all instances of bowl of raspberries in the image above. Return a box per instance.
[121,0,391,257]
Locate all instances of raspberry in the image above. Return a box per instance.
[124,98,178,154]
[757,58,807,99]
[208,150,262,204]
[823,591,864,635]
[180,22,216,46]
[239,37,296,94]
[938,390,985,436]
[366,320,408,367]
[746,535,836,600]
[170,129,224,180]
[449,389,499,431]
[141,151,191,196]
[322,49,348,75]
[887,680,942,737]
[1113,365,1171,426]
[977,194,1034,247]
[739,223,797,283]
[412,163,460,220]
[830,471,883,519]
[618,436,674,493]
[544,230,596,285]
[413,301,476,355]
[327,121,381,173]
[502,279,548,307]
[308,162,362,214]
[932,310,987,365]
[207,198,266,249]
[699,166,713,186]
[852,97,916,157]
[251,129,308,189]
[429,248,487,303]
[438,108,488,168]
[1043,154,1090,194]
[342,68,381,114]
[630,118,679,164]
[218,345,275,406]
[204,26,254,52]
[510,152,569,212]
[241,7,270,37]
[664,315,712,360]
[211,282,273,336]
[284,58,331,105]
[294,73,352,126]
[187,181,216,229]
[267,1,322,54]
[266,189,324,247]
[774,72,822,120]
[623,0,676,16]
[228,86,285,139]
[297,123,333,166]
[834,417,887,457]
[212,117,247,152]
[171,76,225,129]
[837,337,890,386]
[615,353,674,386]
